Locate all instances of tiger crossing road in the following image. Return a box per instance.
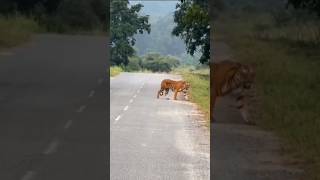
[110,72,210,180]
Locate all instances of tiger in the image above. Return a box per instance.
[157,79,190,100]
[210,60,256,124]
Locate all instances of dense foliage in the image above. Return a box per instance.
[0,0,107,32]
[110,0,150,66]
[173,0,210,64]
[287,0,320,16]
[126,53,180,72]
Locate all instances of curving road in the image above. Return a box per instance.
[110,73,210,180]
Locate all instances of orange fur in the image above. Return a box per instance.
[210,60,256,123]
[157,79,190,100]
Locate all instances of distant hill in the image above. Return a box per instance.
[128,1,201,65]
[133,13,200,65]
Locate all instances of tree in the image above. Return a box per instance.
[287,0,320,16]
[126,56,142,72]
[172,0,210,64]
[55,0,100,31]
[111,0,151,66]
[0,0,106,32]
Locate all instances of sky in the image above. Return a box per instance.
[129,1,179,19]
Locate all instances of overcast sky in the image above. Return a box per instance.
[129,1,179,18]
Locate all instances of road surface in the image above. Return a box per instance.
[0,34,108,180]
[110,73,210,180]
[212,41,303,179]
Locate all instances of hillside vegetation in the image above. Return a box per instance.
[0,16,40,48]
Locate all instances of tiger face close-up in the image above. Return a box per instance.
[157,79,190,100]
[210,60,256,124]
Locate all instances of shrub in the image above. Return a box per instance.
[110,66,123,77]
[125,56,142,72]
[0,16,40,48]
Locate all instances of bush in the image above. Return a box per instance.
[110,66,123,77]
[125,56,142,72]
[143,59,172,72]
[52,0,100,32]
[0,16,40,48]
[0,0,106,33]
[140,53,180,72]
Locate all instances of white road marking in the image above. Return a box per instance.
[189,113,205,117]
[137,89,140,93]
[21,170,36,180]
[115,115,121,121]
[76,105,86,113]
[129,99,133,103]
[64,120,73,129]
[133,95,137,98]
[88,90,95,98]
[141,143,147,147]
[43,138,59,155]
[124,105,129,111]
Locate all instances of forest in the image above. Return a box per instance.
[0,0,107,32]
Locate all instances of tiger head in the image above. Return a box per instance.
[239,64,256,89]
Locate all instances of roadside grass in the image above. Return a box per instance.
[0,15,106,50]
[173,67,210,125]
[110,66,123,77]
[0,16,41,49]
[124,69,153,74]
[47,25,107,36]
[216,13,320,179]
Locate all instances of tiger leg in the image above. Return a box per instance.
[236,95,255,125]
[164,88,169,96]
[157,89,163,98]
[211,92,217,123]
[173,89,178,100]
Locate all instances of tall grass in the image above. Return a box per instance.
[110,66,123,77]
[216,13,320,179]
[173,67,210,125]
[0,16,41,48]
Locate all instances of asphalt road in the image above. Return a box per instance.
[0,34,108,180]
[212,41,303,179]
[110,73,210,180]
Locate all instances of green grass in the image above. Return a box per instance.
[110,66,123,77]
[0,16,41,49]
[216,13,320,179]
[173,67,210,125]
